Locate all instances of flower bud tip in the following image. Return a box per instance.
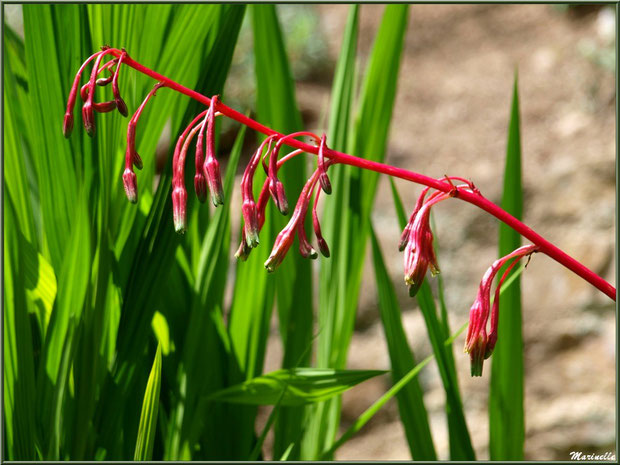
[63,113,74,138]
[116,97,128,117]
[172,187,187,234]
[122,169,138,203]
[194,173,207,203]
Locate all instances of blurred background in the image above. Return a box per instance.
[239,4,615,460]
[5,3,615,460]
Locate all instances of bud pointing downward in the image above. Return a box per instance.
[122,168,138,203]
[63,113,74,138]
[172,186,188,234]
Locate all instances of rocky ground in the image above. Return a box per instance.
[258,4,615,461]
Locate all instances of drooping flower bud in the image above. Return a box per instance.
[464,244,537,376]
[82,101,95,137]
[265,227,295,272]
[240,135,277,249]
[298,222,318,260]
[204,156,224,207]
[112,51,128,117]
[235,231,253,261]
[96,75,114,86]
[122,168,138,204]
[81,48,114,137]
[318,134,332,195]
[404,192,447,296]
[194,173,207,204]
[63,113,74,139]
[242,199,260,248]
[312,183,330,257]
[93,100,117,113]
[64,50,114,138]
[203,95,224,206]
[268,178,289,216]
[172,186,188,233]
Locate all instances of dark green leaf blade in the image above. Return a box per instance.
[134,344,162,461]
[489,73,524,460]
[369,228,437,460]
[390,179,475,460]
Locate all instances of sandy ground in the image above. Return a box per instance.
[256,4,615,461]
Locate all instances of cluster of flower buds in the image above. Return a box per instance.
[235,131,333,272]
[464,244,538,376]
[63,47,227,233]
[63,46,129,139]
[399,176,480,297]
[171,94,224,233]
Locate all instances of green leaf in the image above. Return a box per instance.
[250,5,314,460]
[369,228,436,460]
[134,344,162,461]
[321,354,435,459]
[489,73,524,460]
[389,179,475,460]
[3,193,38,460]
[36,188,91,459]
[311,5,409,460]
[209,368,387,407]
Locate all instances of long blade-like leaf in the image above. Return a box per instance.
[369,228,437,460]
[389,180,475,460]
[134,344,162,460]
[489,73,524,460]
[312,5,409,459]
[209,368,386,407]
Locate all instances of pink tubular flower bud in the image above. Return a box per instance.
[82,100,95,136]
[122,168,138,203]
[403,192,447,297]
[234,231,252,261]
[297,222,318,260]
[464,244,538,376]
[264,168,321,272]
[63,113,74,139]
[264,227,295,272]
[93,100,117,113]
[172,186,188,233]
[112,51,128,117]
[203,95,224,206]
[312,183,330,258]
[204,156,224,207]
[318,134,332,195]
[81,47,114,137]
[268,178,289,216]
[242,199,260,248]
[194,173,207,204]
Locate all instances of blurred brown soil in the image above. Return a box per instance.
[258,4,615,461]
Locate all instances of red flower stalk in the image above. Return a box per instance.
[464,244,538,376]
[63,47,616,303]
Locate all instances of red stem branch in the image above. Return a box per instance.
[106,48,616,301]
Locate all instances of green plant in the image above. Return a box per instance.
[4,4,615,461]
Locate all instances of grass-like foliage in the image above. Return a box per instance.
[3,4,614,461]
